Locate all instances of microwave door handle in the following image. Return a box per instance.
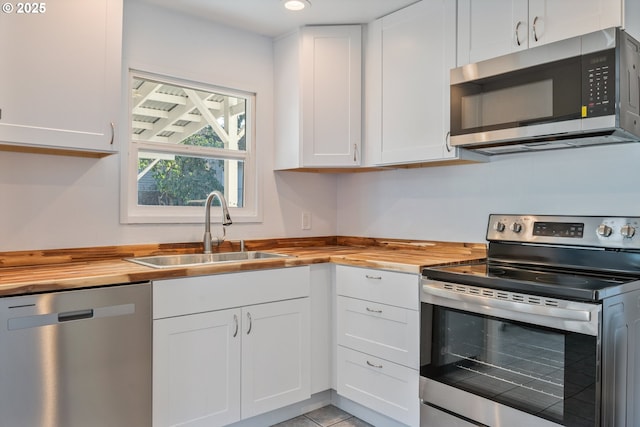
[422,284,591,322]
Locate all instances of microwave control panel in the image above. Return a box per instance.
[582,48,615,118]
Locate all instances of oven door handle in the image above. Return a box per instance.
[422,282,601,335]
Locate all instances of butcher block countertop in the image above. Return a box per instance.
[0,236,486,297]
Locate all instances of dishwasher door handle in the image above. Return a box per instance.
[58,309,94,322]
[8,303,135,331]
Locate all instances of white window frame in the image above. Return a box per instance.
[121,70,259,224]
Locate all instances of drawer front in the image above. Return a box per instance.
[337,346,419,427]
[153,267,310,319]
[337,296,419,368]
[336,265,419,310]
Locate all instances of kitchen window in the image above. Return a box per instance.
[123,71,257,223]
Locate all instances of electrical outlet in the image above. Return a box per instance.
[302,211,311,230]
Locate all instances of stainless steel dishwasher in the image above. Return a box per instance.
[0,282,151,427]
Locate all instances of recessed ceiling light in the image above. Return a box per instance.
[283,0,311,11]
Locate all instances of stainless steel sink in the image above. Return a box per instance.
[126,251,292,269]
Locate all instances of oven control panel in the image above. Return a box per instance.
[487,215,640,249]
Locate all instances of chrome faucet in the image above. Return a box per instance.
[203,190,233,254]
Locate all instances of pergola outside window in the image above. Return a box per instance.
[123,71,257,224]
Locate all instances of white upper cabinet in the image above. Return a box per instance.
[366,0,486,166]
[457,0,529,65]
[0,0,122,155]
[274,25,362,170]
[457,0,631,66]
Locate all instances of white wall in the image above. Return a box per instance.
[0,1,337,252]
[337,143,640,243]
[3,1,638,253]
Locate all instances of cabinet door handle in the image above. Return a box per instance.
[365,274,382,280]
[366,307,382,314]
[233,314,239,338]
[532,16,540,42]
[366,360,383,369]
[515,21,523,46]
[246,312,252,335]
[445,131,451,153]
[109,122,115,145]
[353,143,358,162]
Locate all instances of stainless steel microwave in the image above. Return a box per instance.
[449,27,640,155]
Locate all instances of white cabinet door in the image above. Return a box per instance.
[153,309,241,427]
[458,0,623,65]
[274,25,362,169]
[241,298,311,418]
[457,0,528,65]
[301,26,362,167]
[528,0,622,48]
[378,0,458,164]
[0,0,121,155]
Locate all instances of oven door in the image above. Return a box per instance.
[420,280,602,427]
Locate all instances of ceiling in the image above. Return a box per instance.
[135,0,419,37]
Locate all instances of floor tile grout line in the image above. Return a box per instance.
[274,405,370,427]
[306,414,355,427]
[326,415,354,426]
[302,414,324,426]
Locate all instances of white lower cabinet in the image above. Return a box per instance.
[337,346,420,425]
[337,296,419,368]
[152,268,311,427]
[240,299,311,419]
[335,265,420,426]
[154,309,241,427]
[309,264,333,394]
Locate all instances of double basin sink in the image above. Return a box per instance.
[127,251,292,269]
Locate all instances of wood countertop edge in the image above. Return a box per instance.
[0,238,487,297]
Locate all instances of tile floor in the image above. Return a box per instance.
[272,405,373,427]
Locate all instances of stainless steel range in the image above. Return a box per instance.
[420,215,640,427]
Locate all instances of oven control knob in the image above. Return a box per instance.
[494,221,506,232]
[621,224,636,238]
[597,224,613,237]
[510,223,523,233]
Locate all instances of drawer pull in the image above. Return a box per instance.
[366,360,383,369]
[366,307,382,314]
[365,275,382,280]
